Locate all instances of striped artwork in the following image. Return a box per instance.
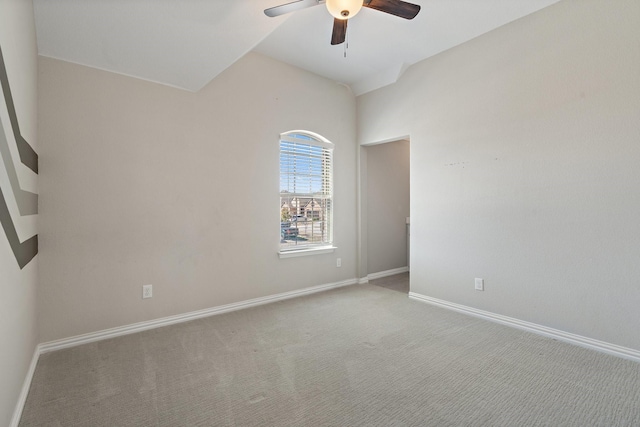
[0,45,38,268]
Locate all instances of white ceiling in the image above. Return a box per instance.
[33,0,561,95]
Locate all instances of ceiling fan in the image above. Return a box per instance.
[264,0,421,45]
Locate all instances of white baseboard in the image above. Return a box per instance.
[10,345,40,427]
[367,266,409,281]
[358,277,369,284]
[39,278,358,354]
[409,292,640,363]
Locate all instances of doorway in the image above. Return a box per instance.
[359,138,410,293]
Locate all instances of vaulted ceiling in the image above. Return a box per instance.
[33,0,561,95]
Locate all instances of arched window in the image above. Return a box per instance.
[279,131,333,252]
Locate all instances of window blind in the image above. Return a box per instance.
[280,132,333,250]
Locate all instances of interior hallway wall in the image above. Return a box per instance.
[38,52,357,342]
[366,140,410,275]
[0,0,39,425]
[357,0,640,350]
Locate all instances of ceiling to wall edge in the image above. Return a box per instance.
[35,49,403,97]
[36,53,205,93]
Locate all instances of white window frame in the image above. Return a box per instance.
[279,131,335,258]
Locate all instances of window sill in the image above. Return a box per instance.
[278,246,337,259]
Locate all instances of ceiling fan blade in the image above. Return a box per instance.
[363,0,420,19]
[264,0,322,17]
[331,18,348,45]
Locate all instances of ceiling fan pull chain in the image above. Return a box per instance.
[344,27,349,58]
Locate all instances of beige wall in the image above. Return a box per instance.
[0,0,39,425]
[357,0,640,350]
[38,52,358,342]
[366,140,410,274]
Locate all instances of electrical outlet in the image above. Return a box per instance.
[475,278,484,291]
[142,284,153,299]
[336,258,342,267]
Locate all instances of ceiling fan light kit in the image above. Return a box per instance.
[326,0,363,19]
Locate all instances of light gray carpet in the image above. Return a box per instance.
[20,283,640,426]
[370,272,410,294]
